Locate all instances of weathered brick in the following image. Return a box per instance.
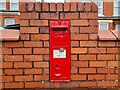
[98,81,116,87]
[80,82,97,87]
[71,41,79,47]
[14,62,32,68]
[89,34,98,40]
[42,3,49,11]
[107,48,119,54]
[19,2,26,12]
[71,55,77,61]
[4,69,23,75]
[31,34,49,41]
[108,61,118,67]
[71,61,88,67]
[24,69,42,74]
[40,13,58,19]
[24,55,43,61]
[71,68,78,74]
[14,75,33,81]
[35,3,41,12]
[2,48,12,55]
[34,62,49,68]
[80,27,98,34]
[4,42,23,48]
[5,82,24,88]
[13,48,32,54]
[92,2,98,12]
[80,41,97,47]
[98,41,116,47]
[57,3,63,11]
[71,34,88,40]
[71,20,89,26]
[4,55,23,62]
[79,55,96,61]
[60,13,78,19]
[50,3,56,11]
[71,75,86,80]
[88,75,105,80]
[78,2,84,11]
[89,48,106,54]
[33,48,49,54]
[98,55,115,60]
[79,68,96,74]
[30,20,48,26]
[2,76,13,82]
[20,34,30,40]
[71,48,87,54]
[25,82,42,88]
[34,75,49,81]
[106,74,118,80]
[71,27,79,33]
[90,61,106,67]
[71,2,77,11]
[85,3,91,11]
[2,62,13,68]
[24,41,42,47]
[27,2,34,11]
[20,20,29,26]
[64,2,70,11]
[80,13,98,19]
[20,13,39,19]
[97,68,114,74]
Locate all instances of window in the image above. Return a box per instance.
[99,23,109,30]
[115,24,120,30]
[10,0,19,11]
[94,0,103,16]
[4,18,15,25]
[0,0,6,10]
[114,0,120,16]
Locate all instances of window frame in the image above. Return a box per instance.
[0,0,6,10]
[10,0,19,11]
[99,22,109,30]
[4,18,15,26]
[115,24,120,30]
[114,0,120,16]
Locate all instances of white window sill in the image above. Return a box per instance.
[98,14,104,17]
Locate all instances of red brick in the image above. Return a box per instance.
[78,2,84,11]
[27,2,34,11]
[13,48,32,54]
[4,69,23,75]
[88,75,105,80]
[20,20,29,26]
[33,48,49,54]
[80,27,98,33]
[64,2,70,11]
[24,55,43,61]
[90,61,106,67]
[19,2,26,12]
[44,55,49,61]
[4,55,23,62]
[71,20,89,26]
[40,13,58,19]
[71,2,76,11]
[80,41,97,47]
[43,68,49,74]
[79,68,96,74]
[71,75,86,81]
[25,82,42,88]
[89,48,106,54]
[116,54,119,60]
[14,62,32,68]
[71,68,78,74]
[31,34,49,41]
[30,20,48,26]
[24,69,42,74]
[80,82,97,87]
[24,41,42,47]
[44,41,49,47]
[50,3,56,11]
[89,34,98,40]
[60,13,78,19]
[34,75,49,81]
[71,48,87,54]
[92,2,98,12]
[108,61,118,67]
[61,82,79,88]
[85,3,91,11]
[2,48,12,54]
[71,34,88,40]
[89,20,98,26]
[80,13,98,19]
[4,42,23,48]
[79,55,96,61]
[106,74,118,80]
[98,55,115,60]
[14,75,33,81]
[35,3,41,11]
[98,81,116,87]
[71,41,79,47]
[98,41,116,47]
[2,76,13,82]
[71,55,77,61]
[34,62,49,68]
[71,61,88,67]
[42,3,49,11]
[97,68,114,74]
[20,13,39,19]
[40,27,49,33]
[44,82,60,88]
[57,3,63,11]
[107,48,119,54]
[71,27,79,33]
[20,27,39,34]
[5,82,24,88]
[2,62,13,68]
[20,34,30,40]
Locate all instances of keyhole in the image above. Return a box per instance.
[55,64,58,67]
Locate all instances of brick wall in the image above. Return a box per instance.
[1,2,119,89]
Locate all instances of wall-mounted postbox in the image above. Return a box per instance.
[50,20,70,82]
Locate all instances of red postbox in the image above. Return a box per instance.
[50,20,70,82]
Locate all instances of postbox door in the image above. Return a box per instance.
[50,20,70,82]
